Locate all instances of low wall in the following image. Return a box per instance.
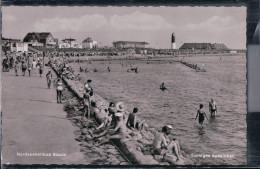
[51,64,194,165]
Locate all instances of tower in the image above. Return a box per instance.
[171,32,176,49]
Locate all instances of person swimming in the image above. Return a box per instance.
[195,104,208,125]
[160,83,167,90]
[160,83,165,88]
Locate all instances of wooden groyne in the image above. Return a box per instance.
[178,60,206,72]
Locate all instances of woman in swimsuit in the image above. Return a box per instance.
[195,104,208,125]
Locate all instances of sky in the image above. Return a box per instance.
[2,6,246,49]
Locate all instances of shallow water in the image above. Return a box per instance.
[69,54,247,165]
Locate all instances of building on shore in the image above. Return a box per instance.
[23,32,58,48]
[2,37,22,53]
[82,37,98,49]
[59,38,82,48]
[113,41,149,49]
[2,37,21,46]
[10,42,28,52]
[179,43,228,51]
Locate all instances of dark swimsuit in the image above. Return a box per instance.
[154,148,162,155]
[198,110,204,124]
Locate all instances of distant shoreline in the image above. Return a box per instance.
[66,52,246,62]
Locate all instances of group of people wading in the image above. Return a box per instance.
[195,99,217,125]
[160,83,217,125]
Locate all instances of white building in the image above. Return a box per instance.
[113,41,149,48]
[59,38,82,48]
[10,42,28,52]
[82,37,98,49]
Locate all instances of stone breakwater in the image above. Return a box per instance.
[178,60,206,72]
[61,87,129,165]
[51,64,195,165]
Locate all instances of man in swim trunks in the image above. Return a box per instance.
[209,99,217,117]
[152,125,182,162]
[126,107,145,131]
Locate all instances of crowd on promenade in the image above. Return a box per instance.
[2,51,45,77]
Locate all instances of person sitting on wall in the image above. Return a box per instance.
[94,109,111,132]
[126,107,145,131]
[115,102,127,122]
[94,112,130,145]
[107,102,117,127]
[88,102,116,139]
[152,125,183,163]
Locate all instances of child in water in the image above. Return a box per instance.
[195,104,208,125]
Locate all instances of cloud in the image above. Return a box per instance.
[184,16,245,33]
[3,14,16,22]
[33,14,107,32]
[109,11,174,31]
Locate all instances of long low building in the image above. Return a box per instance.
[180,43,228,50]
[113,41,149,49]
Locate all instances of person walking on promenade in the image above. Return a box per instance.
[10,56,14,69]
[56,78,63,104]
[21,61,27,76]
[46,69,53,89]
[39,62,44,77]
[152,125,183,163]
[28,61,32,77]
[14,61,19,76]
[209,98,217,117]
[32,59,37,74]
[195,104,208,125]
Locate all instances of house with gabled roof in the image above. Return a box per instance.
[23,32,58,48]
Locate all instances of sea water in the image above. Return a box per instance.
[69,54,246,165]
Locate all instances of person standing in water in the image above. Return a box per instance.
[195,104,208,125]
[209,99,217,117]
